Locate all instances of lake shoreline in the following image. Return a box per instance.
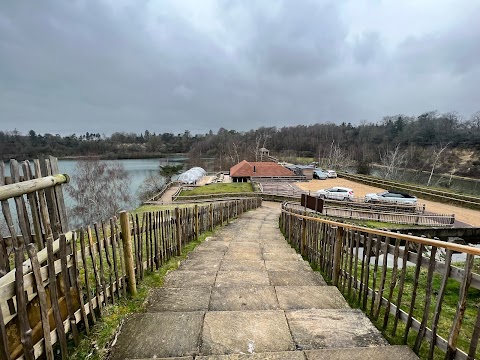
[57,153,188,161]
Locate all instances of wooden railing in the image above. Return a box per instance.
[280,203,480,359]
[288,201,455,227]
[0,161,262,359]
[0,156,262,359]
[144,181,175,202]
[250,175,307,182]
[324,198,425,214]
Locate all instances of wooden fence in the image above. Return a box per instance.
[287,202,455,227]
[144,181,175,202]
[280,203,480,359]
[0,156,262,359]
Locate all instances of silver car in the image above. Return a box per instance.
[365,190,417,204]
[326,170,337,178]
[317,186,354,201]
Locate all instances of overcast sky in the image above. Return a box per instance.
[1,0,479,136]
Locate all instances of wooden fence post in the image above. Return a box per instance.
[210,203,214,231]
[175,207,182,255]
[119,211,137,296]
[195,204,199,241]
[226,202,230,224]
[220,204,224,226]
[300,218,307,256]
[332,226,343,286]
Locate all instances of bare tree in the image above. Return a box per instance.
[328,142,347,169]
[138,175,165,201]
[468,111,480,134]
[380,144,407,180]
[66,159,133,226]
[228,142,240,165]
[427,143,450,186]
[252,134,269,161]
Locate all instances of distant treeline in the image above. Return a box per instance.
[2,110,480,176]
[0,129,196,161]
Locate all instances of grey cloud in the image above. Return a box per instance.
[394,8,480,76]
[233,1,347,77]
[352,32,383,66]
[0,0,479,136]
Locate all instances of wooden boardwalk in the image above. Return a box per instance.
[110,205,418,359]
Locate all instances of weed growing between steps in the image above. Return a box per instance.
[68,229,215,360]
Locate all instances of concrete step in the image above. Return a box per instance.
[304,345,419,359]
[130,345,418,359]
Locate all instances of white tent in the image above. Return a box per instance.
[177,167,206,184]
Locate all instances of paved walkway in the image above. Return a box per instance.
[158,185,180,203]
[110,206,418,360]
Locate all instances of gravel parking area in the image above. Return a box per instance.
[295,179,480,227]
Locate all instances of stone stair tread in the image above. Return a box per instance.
[275,285,349,310]
[128,345,418,359]
[304,345,419,359]
[196,351,305,359]
[286,309,388,350]
[145,287,212,312]
[109,312,204,360]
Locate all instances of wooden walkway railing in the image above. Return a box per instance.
[0,197,261,359]
[288,201,455,227]
[280,203,480,359]
[0,156,262,359]
[144,181,175,202]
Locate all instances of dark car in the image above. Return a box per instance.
[313,169,328,180]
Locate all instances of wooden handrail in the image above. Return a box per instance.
[0,174,69,201]
[282,204,480,256]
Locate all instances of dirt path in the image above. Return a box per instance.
[295,179,480,227]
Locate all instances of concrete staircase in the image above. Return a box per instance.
[109,206,418,360]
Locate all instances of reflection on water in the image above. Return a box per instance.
[57,158,187,208]
[2,157,187,210]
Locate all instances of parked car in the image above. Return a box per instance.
[364,190,417,204]
[317,187,354,201]
[313,169,328,180]
[326,170,337,178]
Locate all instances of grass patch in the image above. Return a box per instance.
[132,203,200,215]
[305,212,429,229]
[179,183,253,196]
[68,229,215,360]
[280,219,480,359]
[280,157,315,165]
[313,252,479,359]
[360,263,480,359]
[346,219,426,229]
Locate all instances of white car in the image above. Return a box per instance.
[365,190,417,205]
[317,187,354,201]
[326,170,337,178]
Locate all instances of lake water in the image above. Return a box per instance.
[60,158,187,207]
[1,157,188,234]
[3,157,187,208]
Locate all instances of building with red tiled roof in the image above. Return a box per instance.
[229,160,295,182]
